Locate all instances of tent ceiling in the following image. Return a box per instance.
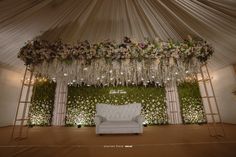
[0,0,236,72]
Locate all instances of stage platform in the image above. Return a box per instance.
[0,124,236,157]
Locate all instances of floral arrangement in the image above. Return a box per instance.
[66,86,168,126]
[18,36,213,66]
[17,36,213,86]
[177,81,206,124]
[28,80,56,126]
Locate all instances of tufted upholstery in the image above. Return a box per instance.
[95,103,144,134]
[96,103,141,121]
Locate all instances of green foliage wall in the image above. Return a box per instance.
[29,81,56,126]
[66,86,168,126]
[28,80,206,126]
[177,81,206,124]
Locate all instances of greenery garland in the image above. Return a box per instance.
[177,81,206,124]
[28,80,56,126]
[66,85,168,126]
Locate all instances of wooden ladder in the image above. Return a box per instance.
[197,64,225,137]
[11,66,34,140]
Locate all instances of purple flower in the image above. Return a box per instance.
[138,43,147,49]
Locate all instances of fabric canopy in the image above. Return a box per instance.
[0,0,236,71]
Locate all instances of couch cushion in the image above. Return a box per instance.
[96,103,141,121]
[99,121,139,128]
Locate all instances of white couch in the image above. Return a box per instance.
[94,103,144,134]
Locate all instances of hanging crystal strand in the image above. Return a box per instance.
[85,60,91,86]
[65,63,69,82]
[107,62,114,86]
[79,61,84,85]
[127,59,133,85]
[69,62,74,82]
[75,60,78,83]
[126,59,130,86]
[114,60,120,86]
[95,59,99,87]
[85,61,90,86]
[141,60,145,85]
[112,61,116,86]
[103,58,108,86]
[123,59,127,86]
[146,60,150,85]
[100,58,105,86]
[131,60,137,85]
[123,59,129,86]
[71,61,76,82]
[119,60,124,86]
[76,61,80,85]
[90,60,94,86]
[78,61,83,86]
[101,60,105,86]
[86,61,91,86]
[162,59,167,83]
[145,60,148,85]
[99,59,104,87]
[109,61,113,86]
[154,59,159,85]
[165,58,170,83]
[136,61,141,85]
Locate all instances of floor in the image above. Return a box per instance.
[0,124,236,157]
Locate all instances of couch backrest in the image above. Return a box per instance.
[96,103,141,121]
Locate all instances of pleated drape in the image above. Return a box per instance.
[0,0,236,71]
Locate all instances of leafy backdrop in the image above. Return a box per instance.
[28,81,206,126]
[28,80,56,126]
[66,86,168,126]
[177,81,206,124]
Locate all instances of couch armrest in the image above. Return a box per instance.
[94,115,106,125]
[133,115,144,124]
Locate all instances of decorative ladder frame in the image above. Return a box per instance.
[11,66,34,140]
[197,64,225,137]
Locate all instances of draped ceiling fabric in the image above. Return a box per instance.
[0,0,236,72]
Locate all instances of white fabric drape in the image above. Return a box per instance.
[165,81,182,124]
[52,78,68,126]
[0,0,236,71]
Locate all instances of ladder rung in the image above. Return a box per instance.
[169,101,176,103]
[167,90,175,92]
[170,111,178,113]
[23,83,34,86]
[205,113,219,115]
[202,96,214,98]
[198,79,210,82]
[19,101,31,103]
[16,118,29,121]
